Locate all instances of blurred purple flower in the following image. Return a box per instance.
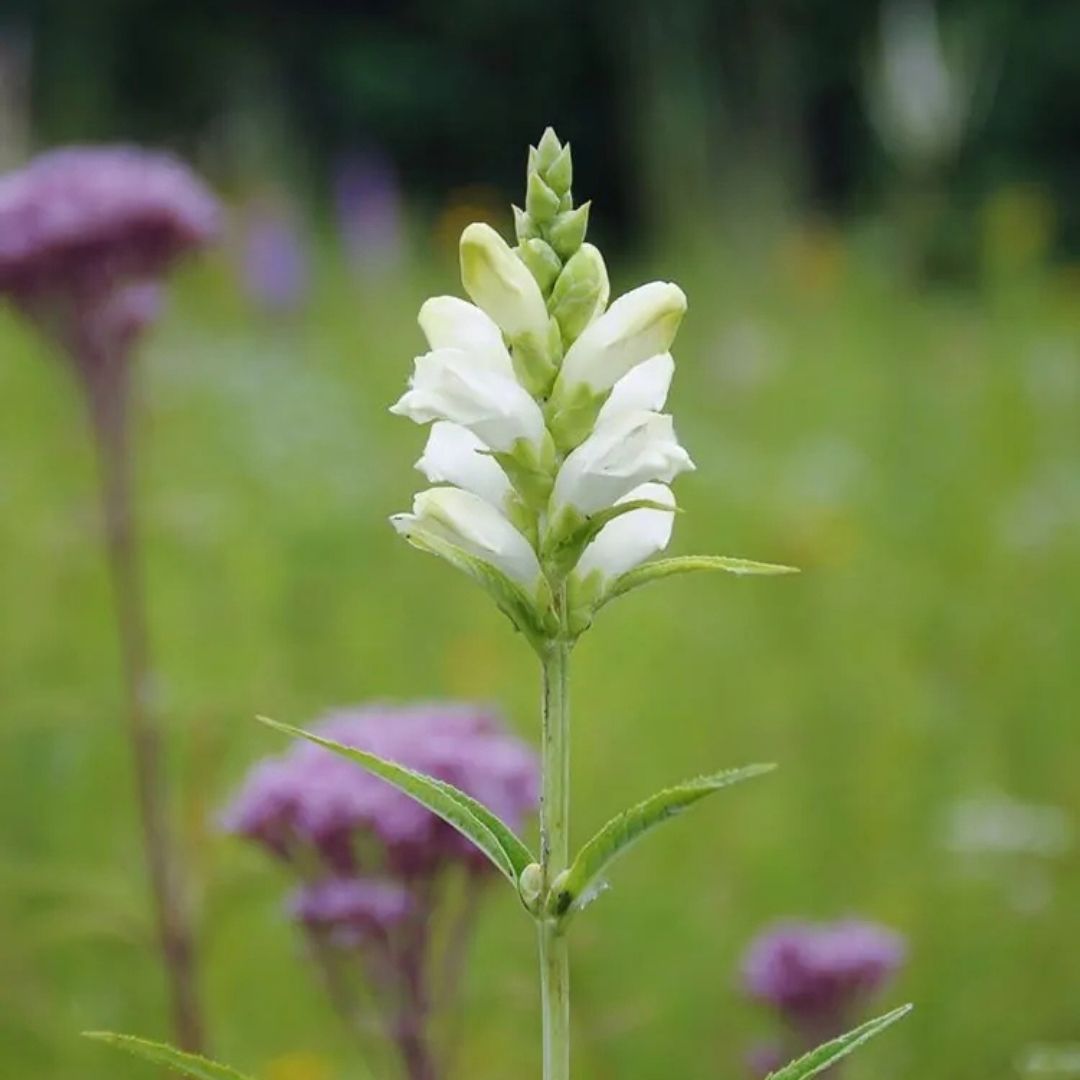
[0,146,219,302]
[290,877,413,939]
[743,919,905,1025]
[0,146,221,1052]
[221,702,539,878]
[240,198,309,313]
[334,149,404,275]
[0,145,220,393]
[741,919,906,1076]
[221,703,538,1080]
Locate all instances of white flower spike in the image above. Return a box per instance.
[384,129,802,1080]
[391,126,791,644]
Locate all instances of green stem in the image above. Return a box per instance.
[539,630,570,1080]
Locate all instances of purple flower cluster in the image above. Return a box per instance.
[334,149,404,275]
[289,877,413,936]
[743,919,905,1024]
[221,702,538,909]
[222,704,538,1077]
[741,919,905,1076]
[0,146,220,301]
[0,146,220,393]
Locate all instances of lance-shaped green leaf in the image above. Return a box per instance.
[766,1004,913,1079]
[257,716,536,887]
[603,554,799,606]
[548,764,776,919]
[83,1032,254,1080]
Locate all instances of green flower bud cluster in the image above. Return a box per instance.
[512,128,609,354]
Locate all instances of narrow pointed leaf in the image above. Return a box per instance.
[83,1032,254,1080]
[425,775,536,880]
[766,1004,913,1080]
[604,554,799,605]
[549,764,775,918]
[257,716,534,886]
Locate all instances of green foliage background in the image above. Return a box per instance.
[2,224,1078,1076]
[1,1,1079,1075]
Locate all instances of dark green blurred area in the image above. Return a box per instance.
[4,0,1080,251]
[1,3,1079,1080]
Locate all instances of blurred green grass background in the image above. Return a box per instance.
[2,215,1078,1079]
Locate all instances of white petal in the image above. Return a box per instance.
[418,296,514,376]
[555,282,686,397]
[597,353,675,424]
[459,223,549,342]
[415,422,513,509]
[576,483,675,582]
[552,409,695,516]
[394,487,541,588]
[390,348,546,451]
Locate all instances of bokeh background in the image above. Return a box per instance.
[1,1,1079,1077]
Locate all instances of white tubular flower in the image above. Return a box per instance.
[551,410,695,517]
[553,281,686,399]
[391,487,542,591]
[390,347,546,452]
[459,222,550,343]
[416,421,514,510]
[575,482,676,583]
[596,353,675,424]
[418,296,515,376]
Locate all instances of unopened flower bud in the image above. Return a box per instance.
[526,170,561,225]
[548,203,590,260]
[517,238,562,295]
[544,144,573,198]
[534,127,563,174]
[460,222,550,344]
[549,243,609,345]
[513,205,539,243]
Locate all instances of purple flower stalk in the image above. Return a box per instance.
[239,197,309,314]
[222,703,539,1080]
[0,146,221,1053]
[334,149,405,276]
[741,919,906,1075]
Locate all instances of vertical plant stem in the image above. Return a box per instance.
[539,618,571,1080]
[395,887,437,1080]
[85,366,204,1053]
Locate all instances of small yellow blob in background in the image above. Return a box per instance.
[262,1051,333,1080]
